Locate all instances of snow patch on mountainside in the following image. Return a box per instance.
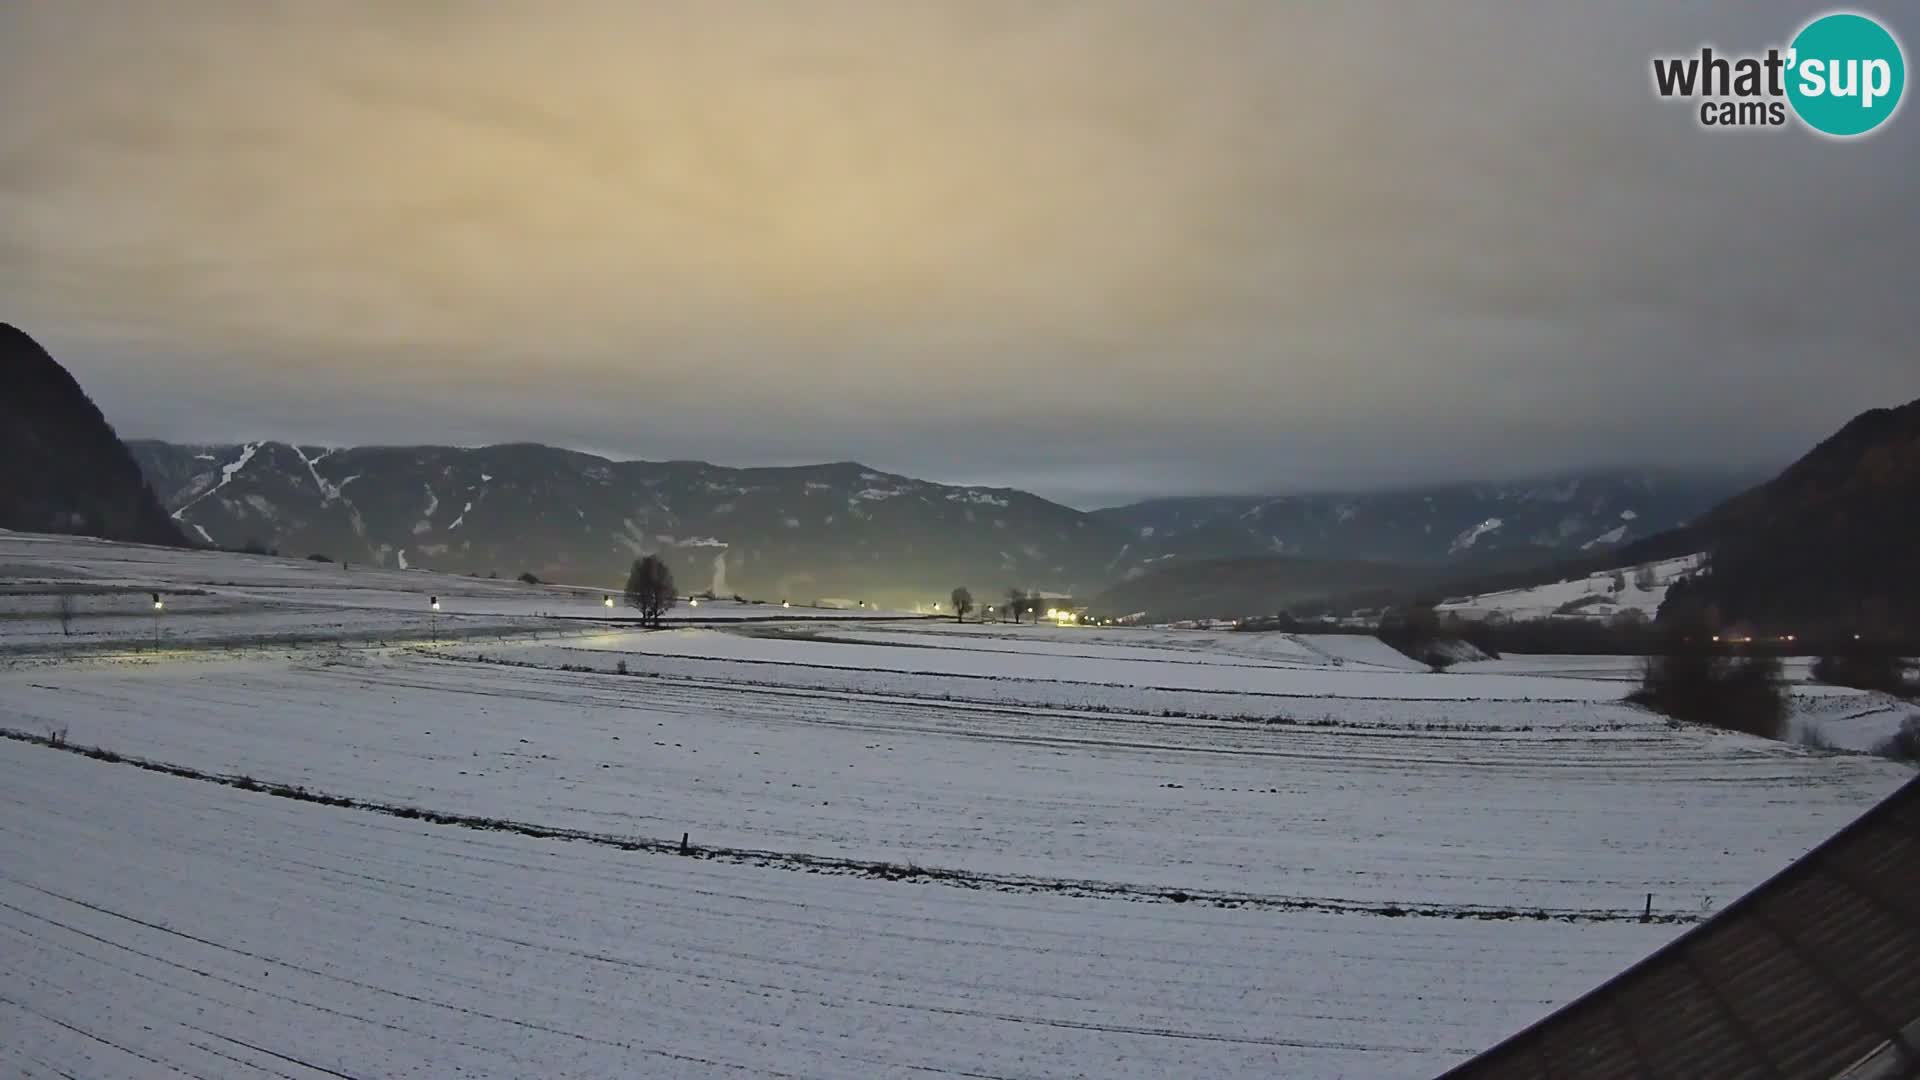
[1449,517,1503,553]
[1582,525,1627,549]
[948,491,1010,507]
[172,442,260,519]
[292,445,342,503]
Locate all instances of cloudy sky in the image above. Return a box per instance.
[2,2,1913,506]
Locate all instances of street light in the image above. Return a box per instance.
[689,597,699,608]
[429,596,440,644]
[603,595,614,608]
[150,593,163,651]
[782,600,790,609]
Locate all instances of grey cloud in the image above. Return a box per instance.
[2,2,1913,506]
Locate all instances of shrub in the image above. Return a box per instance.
[615,659,629,676]
[517,571,541,585]
[307,553,334,563]
[1794,723,1837,752]
[1875,715,1920,763]
[1629,622,1787,739]
[1812,650,1918,699]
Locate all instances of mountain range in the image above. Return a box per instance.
[8,322,1902,629]
[127,436,1750,607]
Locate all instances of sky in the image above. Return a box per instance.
[2,2,1914,508]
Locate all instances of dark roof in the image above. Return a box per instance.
[1442,775,1920,1080]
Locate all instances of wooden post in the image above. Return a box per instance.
[679,832,690,856]
[1642,893,1652,923]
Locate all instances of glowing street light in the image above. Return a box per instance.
[782,600,790,609]
[429,596,441,644]
[689,597,699,608]
[150,592,163,651]
[603,595,614,608]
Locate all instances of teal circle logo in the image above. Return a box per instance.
[1787,13,1905,136]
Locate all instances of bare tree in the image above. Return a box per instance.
[1005,588,1027,624]
[1633,564,1657,592]
[55,590,75,636]
[625,555,677,627]
[950,587,973,623]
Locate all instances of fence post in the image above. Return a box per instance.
[1642,893,1652,923]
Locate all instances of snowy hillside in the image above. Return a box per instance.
[1436,554,1704,622]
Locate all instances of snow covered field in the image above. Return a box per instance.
[0,532,924,655]
[0,742,1687,1079]
[1,533,1913,1077]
